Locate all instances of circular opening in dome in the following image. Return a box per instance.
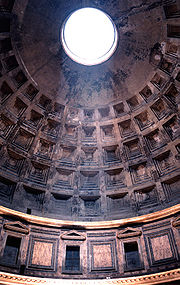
[61,8,118,66]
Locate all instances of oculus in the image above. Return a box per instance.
[61,8,118,66]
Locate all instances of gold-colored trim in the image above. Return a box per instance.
[0,205,180,229]
[60,230,86,240]
[3,221,29,234]
[0,269,180,284]
[117,227,142,239]
[172,215,180,227]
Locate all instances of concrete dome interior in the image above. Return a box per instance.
[0,0,180,284]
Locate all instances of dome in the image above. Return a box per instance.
[0,0,180,284]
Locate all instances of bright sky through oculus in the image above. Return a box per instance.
[61,8,118,66]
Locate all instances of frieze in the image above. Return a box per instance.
[0,205,180,229]
[0,269,180,284]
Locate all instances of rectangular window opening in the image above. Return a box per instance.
[65,246,80,272]
[124,242,141,270]
[3,235,21,265]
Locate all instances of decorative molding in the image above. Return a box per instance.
[89,240,117,272]
[172,216,180,227]
[144,229,178,267]
[117,227,142,239]
[27,236,58,271]
[3,221,29,234]
[0,269,180,284]
[60,230,86,240]
[0,205,180,230]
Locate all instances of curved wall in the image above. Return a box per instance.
[0,0,180,283]
[0,0,180,222]
[0,206,180,281]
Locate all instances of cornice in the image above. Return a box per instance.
[0,269,180,285]
[0,204,180,229]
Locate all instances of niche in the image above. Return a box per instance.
[23,84,38,100]
[167,24,180,38]
[12,97,27,117]
[154,151,175,176]
[160,58,174,74]
[166,42,179,56]
[84,109,94,120]
[150,73,166,89]
[135,111,153,130]
[163,116,180,139]
[53,168,73,191]
[140,85,153,101]
[58,146,76,168]
[101,125,115,140]
[13,128,34,151]
[0,38,12,53]
[38,95,52,111]
[2,55,18,72]
[82,126,96,142]
[27,110,43,128]
[103,145,121,165]
[80,171,99,192]
[118,119,135,138]
[50,193,71,215]
[164,83,179,105]
[162,176,180,203]
[52,102,64,117]
[164,3,180,18]
[35,139,54,159]
[80,147,98,166]
[134,186,158,210]
[28,161,49,186]
[151,98,170,120]
[60,146,76,161]
[105,168,125,189]
[63,125,77,143]
[2,236,21,266]
[2,149,24,176]
[113,102,124,117]
[144,129,164,151]
[0,81,13,102]
[0,114,14,138]
[83,198,100,216]
[66,108,79,124]
[107,193,130,214]
[98,106,110,119]
[130,162,151,185]
[0,177,16,204]
[127,96,140,111]
[124,139,142,159]
[43,119,60,138]
[24,186,45,210]
[12,70,27,88]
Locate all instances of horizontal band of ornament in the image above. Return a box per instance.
[0,204,180,229]
[0,269,180,284]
